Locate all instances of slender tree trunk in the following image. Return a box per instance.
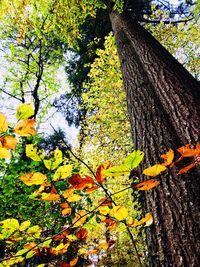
[110,11,200,267]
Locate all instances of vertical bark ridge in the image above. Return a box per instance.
[110,12,200,145]
[110,11,200,267]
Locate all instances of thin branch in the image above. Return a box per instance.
[0,88,23,102]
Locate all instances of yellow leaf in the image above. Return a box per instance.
[67,234,78,241]
[0,136,17,149]
[54,242,70,254]
[43,148,62,170]
[67,194,82,202]
[0,219,19,230]
[53,164,73,181]
[41,193,60,201]
[36,265,45,267]
[14,119,36,136]
[99,206,110,215]
[16,103,34,120]
[19,221,31,231]
[99,242,109,250]
[19,172,47,186]
[143,164,167,177]
[26,225,42,237]
[72,210,87,227]
[112,206,128,221]
[0,147,11,158]
[128,213,153,227]
[26,144,44,161]
[161,149,174,166]
[0,113,8,132]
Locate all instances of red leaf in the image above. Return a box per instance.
[178,162,196,174]
[96,161,111,183]
[99,197,112,206]
[75,228,87,240]
[68,174,94,190]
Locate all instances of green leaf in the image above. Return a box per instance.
[124,150,144,169]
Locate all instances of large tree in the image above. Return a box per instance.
[0,0,200,266]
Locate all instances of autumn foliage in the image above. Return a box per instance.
[0,105,199,267]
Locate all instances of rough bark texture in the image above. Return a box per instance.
[110,11,200,267]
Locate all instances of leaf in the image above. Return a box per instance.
[103,165,130,177]
[178,162,196,174]
[124,150,144,169]
[72,210,87,228]
[133,179,160,190]
[62,188,74,198]
[0,147,11,158]
[14,119,36,136]
[61,208,72,216]
[96,161,111,183]
[19,221,31,231]
[99,242,109,250]
[75,228,87,240]
[128,213,153,227]
[0,136,17,149]
[68,174,94,190]
[54,242,70,254]
[177,144,200,157]
[103,150,144,177]
[102,218,117,230]
[67,194,82,202]
[19,172,47,186]
[26,144,44,161]
[70,257,78,267]
[41,193,60,201]
[26,250,36,259]
[0,219,19,230]
[111,206,128,221]
[26,225,42,236]
[98,206,110,215]
[143,164,166,176]
[53,165,73,181]
[16,103,34,120]
[43,148,62,170]
[0,113,8,132]
[161,149,174,166]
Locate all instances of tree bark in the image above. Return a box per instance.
[110,11,200,267]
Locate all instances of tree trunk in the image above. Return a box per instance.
[110,11,200,267]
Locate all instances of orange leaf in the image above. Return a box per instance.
[62,208,72,216]
[178,162,196,174]
[133,179,160,191]
[177,144,200,157]
[70,257,78,266]
[14,119,36,136]
[19,172,47,186]
[75,228,87,240]
[68,174,94,190]
[0,136,17,149]
[60,203,70,209]
[128,213,153,227]
[63,188,74,198]
[86,249,98,255]
[161,149,174,166]
[102,218,117,230]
